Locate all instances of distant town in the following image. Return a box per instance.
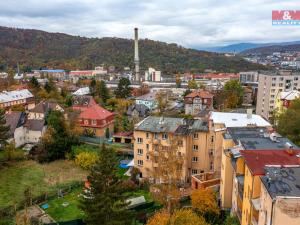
[0,27,300,225]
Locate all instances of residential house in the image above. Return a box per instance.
[135,93,158,110]
[184,90,214,115]
[28,101,64,120]
[33,69,66,80]
[78,104,114,138]
[127,104,150,120]
[275,90,300,114]
[24,119,46,144]
[5,111,26,147]
[0,89,35,110]
[144,68,161,82]
[5,111,46,147]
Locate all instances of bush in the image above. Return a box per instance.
[75,151,98,169]
[121,180,137,192]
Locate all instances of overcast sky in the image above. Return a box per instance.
[0,0,300,48]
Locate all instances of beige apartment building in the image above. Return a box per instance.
[134,116,214,182]
[256,70,300,119]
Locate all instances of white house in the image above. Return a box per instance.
[135,92,158,110]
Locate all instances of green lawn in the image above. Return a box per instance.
[43,187,85,222]
[0,160,87,209]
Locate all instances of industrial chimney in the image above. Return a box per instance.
[134,28,140,82]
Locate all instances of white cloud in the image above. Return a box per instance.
[0,0,300,48]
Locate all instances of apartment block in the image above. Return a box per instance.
[256,70,300,119]
[219,125,300,225]
[133,116,213,183]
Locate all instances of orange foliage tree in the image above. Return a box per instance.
[191,188,219,215]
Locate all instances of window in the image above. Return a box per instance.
[210,161,214,171]
[178,140,183,147]
[279,83,283,87]
[137,160,143,166]
[280,77,284,81]
[154,133,158,139]
[162,133,168,140]
[146,144,149,150]
[211,136,214,143]
[271,83,276,87]
[146,154,150,160]
[92,120,97,125]
[270,95,275,98]
[192,157,198,162]
[271,89,275,93]
[138,149,143,155]
[193,133,198,139]
[146,133,149,139]
[193,145,198,151]
[137,138,143,143]
[272,77,276,81]
[294,77,299,81]
[84,120,89,125]
[162,146,168,150]
[192,169,198,175]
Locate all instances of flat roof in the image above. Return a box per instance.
[261,166,300,198]
[227,127,299,150]
[210,112,270,128]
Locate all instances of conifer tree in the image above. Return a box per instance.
[0,109,9,150]
[80,144,132,225]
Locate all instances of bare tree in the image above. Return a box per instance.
[149,135,184,213]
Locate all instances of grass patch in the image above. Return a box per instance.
[0,160,87,209]
[43,187,85,222]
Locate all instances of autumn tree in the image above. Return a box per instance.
[150,135,184,213]
[147,209,208,225]
[175,74,182,88]
[96,80,110,103]
[0,109,9,150]
[80,144,133,225]
[155,91,170,115]
[191,188,220,224]
[224,79,243,107]
[188,79,198,89]
[115,77,132,98]
[277,98,300,146]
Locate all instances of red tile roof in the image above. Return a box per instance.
[185,90,214,99]
[241,150,300,176]
[70,70,94,76]
[79,104,113,120]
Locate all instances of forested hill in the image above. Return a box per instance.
[0,26,266,74]
[240,44,300,55]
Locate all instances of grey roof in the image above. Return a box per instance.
[127,104,149,118]
[226,127,299,150]
[25,119,45,131]
[261,167,300,198]
[30,101,62,113]
[135,116,208,133]
[135,92,157,101]
[72,95,94,106]
[5,112,26,137]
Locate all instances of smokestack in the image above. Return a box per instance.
[134,28,140,82]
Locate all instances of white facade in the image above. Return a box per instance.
[144,68,161,82]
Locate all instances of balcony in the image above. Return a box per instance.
[153,139,160,145]
[191,172,220,189]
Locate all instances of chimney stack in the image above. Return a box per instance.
[134,28,140,82]
[247,108,252,119]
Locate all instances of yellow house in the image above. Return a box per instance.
[275,90,300,115]
[232,150,300,225]
[259,167,300,225]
